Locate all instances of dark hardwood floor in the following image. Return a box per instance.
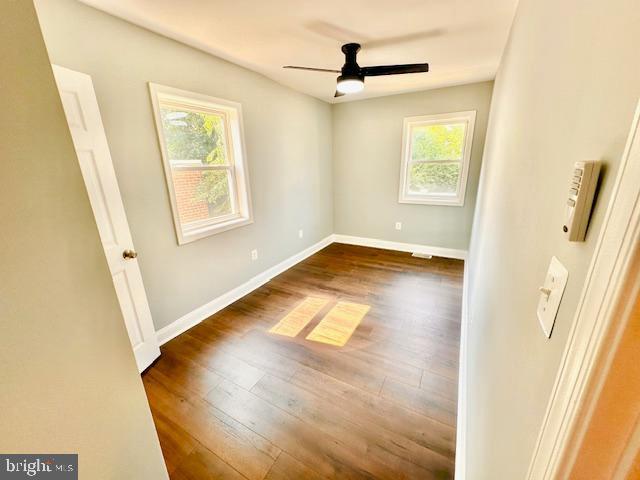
[142,243,463,480]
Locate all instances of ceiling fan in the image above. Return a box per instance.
[284,43,429,97]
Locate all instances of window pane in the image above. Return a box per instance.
[411,123,466,161]
[408,162,461,195]
[160,105,229,166]
[172,169,233,225]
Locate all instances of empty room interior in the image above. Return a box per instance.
[3,0,640,479]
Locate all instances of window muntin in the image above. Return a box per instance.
[150,84,252,244]
[399,111,476,206]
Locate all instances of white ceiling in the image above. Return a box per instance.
[80,0,518,103]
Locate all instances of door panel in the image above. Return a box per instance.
[53,64,160,372]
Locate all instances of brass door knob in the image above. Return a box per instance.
[122,249,138,260]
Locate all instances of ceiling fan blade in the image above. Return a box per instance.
[360,63,429,76]
[334,90,345,98]
[283,66,341,73]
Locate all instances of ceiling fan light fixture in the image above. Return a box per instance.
[336,74,364,94]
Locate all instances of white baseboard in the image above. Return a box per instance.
[333,234,467,260]
[455,260,470,479]
[155,234,334,345]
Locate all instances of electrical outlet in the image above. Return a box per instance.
[395,222,402,231]
[251,249,258,261]
[298,229,304,239]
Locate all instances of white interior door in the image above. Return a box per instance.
[53,64,160,372]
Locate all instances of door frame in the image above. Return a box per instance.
[526,99,640,479]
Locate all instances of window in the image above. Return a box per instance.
[398,111,476,206]
[149,84,252,244]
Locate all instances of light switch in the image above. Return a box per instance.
[537,256,569,338]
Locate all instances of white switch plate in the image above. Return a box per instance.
[298,229,304,239]
[537,256,569,338]
[251,249,258,261]
[395,222,402,230]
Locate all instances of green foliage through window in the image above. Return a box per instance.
[408,122,466,195]
[161,106,233,218]
[196,171,232,217]
[161,107,228,165]
[409,163,460,194]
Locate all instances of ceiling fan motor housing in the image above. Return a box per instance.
[340,43,365,83]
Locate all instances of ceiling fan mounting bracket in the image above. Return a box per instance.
[340,43,362,77]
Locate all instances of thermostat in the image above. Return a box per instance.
[563,160,601,242]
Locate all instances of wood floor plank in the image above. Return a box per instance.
[251,374,454,478]
[171,444,249,480]
[420,369,458,403]
[263,452,328,480]
[149,408,198,475]
[380,377,457,427]
[144,374,279,480]
[289,366,456,459]
[143,244,463,480]
[187,321,299,381]
[344,348,423,387]
[207,378,403,480]
[422,353,460,381]
[151,349,222,398]
[163,333,266,390]
[240,329,387,394]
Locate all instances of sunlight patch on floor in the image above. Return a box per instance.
[268,296,329,337]
[306,301,370,347]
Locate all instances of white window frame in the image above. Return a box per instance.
[149,83,253,245]
[398,110,476,206]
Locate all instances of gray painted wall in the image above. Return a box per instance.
[465,0,640,476]
[35,0,334,331]
[0,2,167,477]
[332,82,493,250]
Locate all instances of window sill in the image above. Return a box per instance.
[178,215,253,245]
[398,195,465,207]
